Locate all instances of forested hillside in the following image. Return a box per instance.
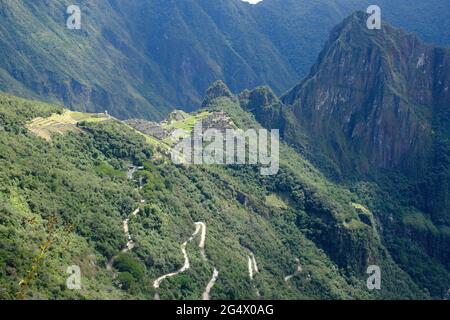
[244,13,450,297]
[0,90,433,299]
[1,1,449,301]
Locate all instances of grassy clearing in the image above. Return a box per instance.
[351,203,372,216]
[402,211,439,234]
[26,110,110,140]
[265,194,288,210]
[163,111,210,131]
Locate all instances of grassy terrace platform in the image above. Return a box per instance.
[26,110,110,140]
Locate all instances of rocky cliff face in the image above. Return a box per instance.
[238,12,450,273]
[282,12,450,174]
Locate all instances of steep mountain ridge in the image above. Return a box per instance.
[1,0,450,119]
[282,12,449,171]
[0,0,298,119]
[279,12,450,225]
[252,0,450,78]
[239,13,450,295]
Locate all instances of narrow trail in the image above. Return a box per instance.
[247,251,260,298]
[202,268,219,300]
[112,167,141,260]
[284,258,302,282]
[247,251,259,280]
[195,222,207,260]
[153,221,219,300]
[122,208,140,252]
[248,257,254,280]
[123,217,135,252]
[152,222,203,298]
[152,240,191,291]
[106,207,140,271]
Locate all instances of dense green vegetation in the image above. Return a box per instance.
[0,94,148,299]
[1,0,449,119]
[1,2,449,299]
[245,13,450,297]
[0,91,433,299]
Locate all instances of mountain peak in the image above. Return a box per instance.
[202,81,236,107]
[281,11,450,175]
[282,10,431,105]
[239,86,280,111]
[331,10,367,37]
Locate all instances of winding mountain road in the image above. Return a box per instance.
[284,258,302,282]
[202,268,219,300]
[106,207,140,271]
[153,240,191,290]
[247,251,259,280]
[247,250,261,298]
[152,222,204,293]
[152,221,220,300]
[195,222,206,260]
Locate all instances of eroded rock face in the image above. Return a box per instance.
[282,12,450,172]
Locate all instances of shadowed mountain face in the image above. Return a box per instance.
[1,0,450,119]
[276,13,450,225]
[283,12,450,171]
[0,0,297,119]
[236,13,450,287]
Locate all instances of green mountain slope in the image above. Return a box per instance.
[241,12,450,296]
[0,90,431,299]
[1,0,449,119]
[281,11,450,223]
[0,0,297,119]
